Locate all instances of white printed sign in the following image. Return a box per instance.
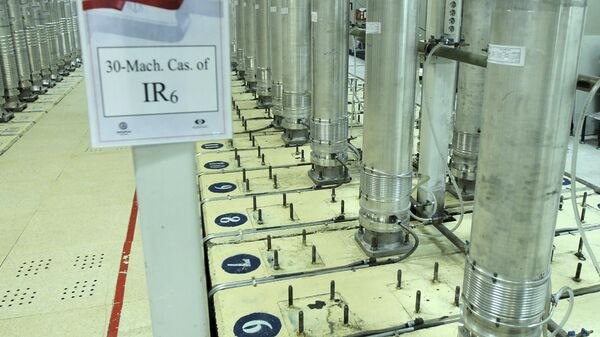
[79,0,232,147]
[311,11,318,22]
[488,44,526,67]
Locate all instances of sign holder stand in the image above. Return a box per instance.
[132,142,210,336]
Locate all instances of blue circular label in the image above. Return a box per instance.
[597,203,600,210]
[201,143,224,150]
[204,161,229,170]
[215,213,248,227]
[209,182,237,193]
[562,178,571,186]
[233,312,282,337]
[222,254,261,274]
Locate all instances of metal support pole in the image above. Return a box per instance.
[133,143,211,337]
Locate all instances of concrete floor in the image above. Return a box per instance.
[0,76,152,337]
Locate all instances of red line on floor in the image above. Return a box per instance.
[107,192,138,337]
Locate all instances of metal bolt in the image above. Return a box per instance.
[236,155,241,167]
[433,262,439,282]
[581,207,586,223]
[295,145,300,155]
[341,200,345,214]
[331,188,336,203]
[273,174,279,189]
[234,148,238,158]
[244,121,247,131]
[273,250,280,270]
[551,245,556,263]
[559,195,564,210]
[242,168,247,182]
[396,270,402,289]
[371,236,378,251]
[267,235,272,250]
[290,203,294,221]
[575,238,586,261]
[269,166,273,179]
[301,149,305,162]
[573,262,583,282]
[298,311,304,334]
[283,193,287,207]
[248,132,252,141]
[245,179,251,192]
[343,304,349,325]
[582,192,588,207]
[253,195,257,211]
[252,137,256,147]
[261,154,266,166]
[330,280,335,300]
[257,146,262,158]
[311,245,317,264]
[415,290,421,313]
[257,209,263,224]
[288,285,293,307]
[302,229,307,246]
[454,286,461,307]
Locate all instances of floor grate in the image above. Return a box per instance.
[73,254,104,270]
[0,288,36,308]
[61,280,98,300]
[16,259,52,277]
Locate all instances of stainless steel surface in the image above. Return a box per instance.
[63,0,76,65]
[450,0,493,197]
[40,0,62,80]
[270,0,284,127]
[53,0,70,72]
[58,0,73,68]
[356,0,419,257]
[308,0,349,185]
[32,0,53,86]
[256,0,272,103]
[244,0,258,89]
[416,0,458,216]
[229,0,237,66]
[460,1,586,336]
[281,0,311,144]
[0,1,24,109]
[235,0,246,74]
[70,0,80,61]
[7,0,35,98]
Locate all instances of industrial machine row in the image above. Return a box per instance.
[0,0,81,123]
[201,0,600,336]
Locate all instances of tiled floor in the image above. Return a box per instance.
[0,79,152,337]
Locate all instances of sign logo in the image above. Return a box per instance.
[215,213,247,227]
[201,143,224,150]
[204,161,229,170]
[208,182,237,193]
[195,118,206,125]
[119,122,128,130]
[221,254,261,274]
[233,313,282,337]
[562,178,571,186]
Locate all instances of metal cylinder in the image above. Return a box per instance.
[0,1,26,111]
[7,0,37,101]
[270,0,284,128]
[235,0,246,76]
[70,0,80,62]
[63,0,76,66]
[308,0,349,186]
[57,0,74,70]
[52,0,70,73]
[39,0,62,81]
[31,0,53,87]
[416,0,458,217]
[244,0,258,90]
[256,0,272,105]
[229,0,237,68]
[459,1,586,337]
[449,0,493,200]
[355,0,419,258]
[22,0,46,93]
[281,0,311,145]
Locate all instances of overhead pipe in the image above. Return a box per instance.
[281,0,311,145]
[270,0,284,128]
[355,0,419,257]
[459,1,587,336]
[244,0,258,92]
[416,0,459,217]
[449,0,493,200]
[256,0,272,107]
[308,0,350,186]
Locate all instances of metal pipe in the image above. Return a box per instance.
[308,0,349,186]
[459,1,586,336]
[39,0,63,82]
[270,0,284,128]
[235,0,246,77]
[449,0,493,200]
[0,1,26,111]
[229,0,237,68]
[416,0,459,217]
[281,0,311,145]
[355,0,419,258]
[7,0,37,102]
[244,0,258,91]
[256,0,272,106]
